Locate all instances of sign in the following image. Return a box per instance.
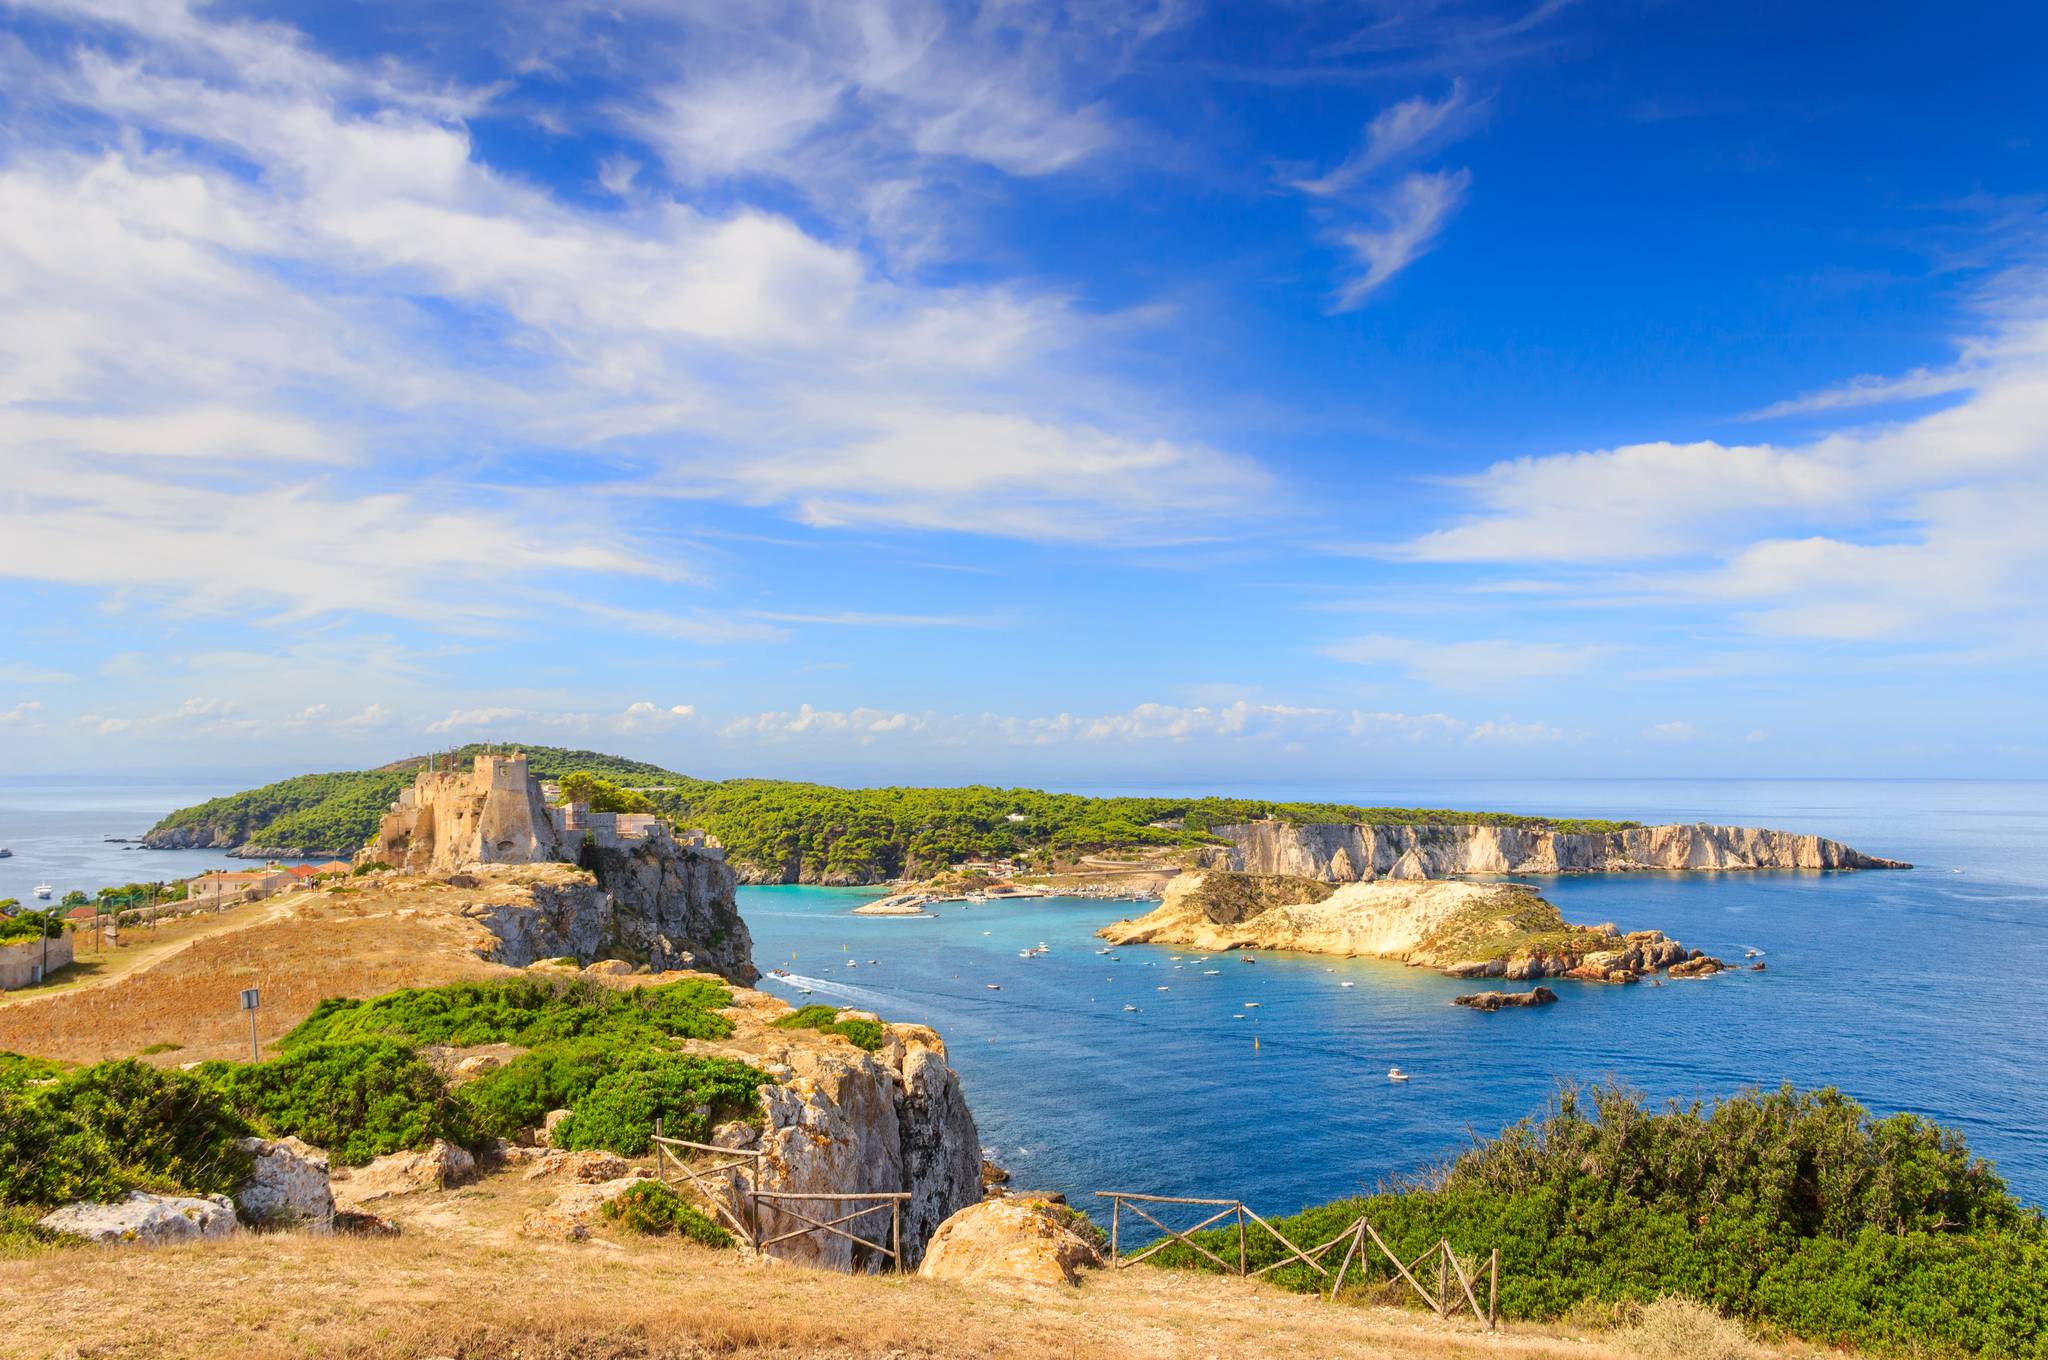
[240,987,261,1011]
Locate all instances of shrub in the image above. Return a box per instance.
[0,1052,69,1093]
[600,1180,733,1246]
[554,1054,766,1155]
[0,911,63,945]
[201,1039,470,1166]
[285,977,733,1051]
[458,1036,625,1141]
[1623,1298,1754,1360]
[0,1060,253,1206]
[771,1004,884,1052]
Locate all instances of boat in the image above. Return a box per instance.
[769,968,790,978]
[1339,981,1355,988]
[845,961,857,969]
[33,883,53,899]
[0,847,11,857]
[985,984,1002,991]
[1387,1067,1410,1082]
[1155,985,1169,991]
[1203,969,1221,976]
[1122,1004,1138,1012]
[1243,1001,1261,1008]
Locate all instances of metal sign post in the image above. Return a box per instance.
[241,987,261,1061]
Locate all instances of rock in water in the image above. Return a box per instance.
[234,1136,335,1230]
[40,1191,240,1246]
[918,1197,1105,1287]
[1454,987,1560,1011]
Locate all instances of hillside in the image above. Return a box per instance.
[143,745,1639,874]
[143,745,699,855]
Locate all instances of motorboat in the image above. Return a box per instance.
[985,983,1002,991]
[1387,1067,1410,1082]
[33,883,53,899]
[1122,1004,1138,1012]
[1243,1001,1261,1008]
[0,847,11,857]
[1203,969,1221,976]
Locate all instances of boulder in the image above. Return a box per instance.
[1453,987,1560,1012]
[334,1139,475,1204]
[518,1174,653,1242]
[522,1149,629,1183]
[538,1108,573,1148]
[918,1197,1104,1288]
[233,1136,335,1230]
[1669,954,1726,979]
[40,1191,240,1246]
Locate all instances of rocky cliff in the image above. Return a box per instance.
[1100,870,1719,982]
[469,855,757,985]
[1214,820,1908,881]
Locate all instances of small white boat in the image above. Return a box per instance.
[1203,969,1221,976]
[1232,1013,1245,1019]
[33,883,53,899]
[1155,985,1169,992]
[1339,981,1355,988]
[985,983,1002,991]
[845,961,857,968]
[1387,1067,1410,1082]
[1243,1001,1261,1008]
[1122,1004,1139,1012]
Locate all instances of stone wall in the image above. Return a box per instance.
[0,930,74,990]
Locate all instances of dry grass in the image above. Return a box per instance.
[0,883,506,1063]
[0,1212,1633,1360]
[1620,1298,1756,1360]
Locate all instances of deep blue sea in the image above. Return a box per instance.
[742,779,2048,1217]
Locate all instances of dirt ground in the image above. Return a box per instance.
[0,1159,1643,1360]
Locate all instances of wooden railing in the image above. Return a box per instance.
[651,1120,910,1271]
[1095,1190,1498,1328]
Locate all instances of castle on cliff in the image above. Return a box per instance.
[360,751,693,874]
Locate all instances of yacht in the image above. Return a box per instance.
[1122,1004,1138,1012]
[33,883,53,899]
[0,847,11,857]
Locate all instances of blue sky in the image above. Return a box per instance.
[2,0,2044,783]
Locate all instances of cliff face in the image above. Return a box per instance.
[1100,870,1715,982]
[672,987,979,1271]
[473,851,757,985]
[1216,821,1909,881]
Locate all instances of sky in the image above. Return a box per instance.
[1,0,2045,786]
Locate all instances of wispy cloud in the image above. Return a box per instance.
[1328,169,1472,309]
[1289,81,1473,196]
[1323,632,1601,687]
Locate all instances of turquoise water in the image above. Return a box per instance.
[743,779,2048,1215]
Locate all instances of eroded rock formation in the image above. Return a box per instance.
[1215,821,1908,881]
[1101,870,1721,983]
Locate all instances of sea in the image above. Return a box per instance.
[3,775,2043,1213]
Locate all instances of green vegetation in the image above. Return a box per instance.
[601,1180,734,1246]
[0,910,63,945]
[146,743,1641,878]
[197,1039,472,1166]
[1144,1084,2046,1359]
[285,977,735,1050]
[0,1052,71,1092]
[551,1053,766,1155]
[772,1003,885,1052]
[558,771,655,813]
[0,1059,254,1207]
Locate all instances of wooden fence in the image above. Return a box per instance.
[1095,1191,1498,1328]
[651,1120,910,1271]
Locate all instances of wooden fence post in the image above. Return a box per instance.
[1110,1197,1120,1268]
[1489,1247,1499,1329]
[1237,1204,1247,1277]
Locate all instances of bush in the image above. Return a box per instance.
[0,911,63,945]
[0,1052,69,1093]
[286,977,733,1051]
[457,1036,624,1141]
[554,1054,766,1155]
[1142,1085,2048,1358]
[1623,1298,1754,1360]
[201,1039,470,1166]
[600,1180,733,1246]
[0,1060,253,1206]
[771,1004,885,1052]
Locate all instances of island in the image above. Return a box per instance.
[1098,870,1726,983]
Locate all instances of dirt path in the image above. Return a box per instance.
[0,897,286,1010]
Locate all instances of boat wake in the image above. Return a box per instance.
[759,972,898,1009]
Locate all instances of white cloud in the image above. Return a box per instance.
[1329,169,1471,309]
[1290,82,1473,196]
[0,701,44,728]
[1644,720,1701,741]
[1466,719,1565,744]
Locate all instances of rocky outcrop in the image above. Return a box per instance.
[332,1139,475,1206]
[699,1007,982,1273]
[468,848,756,985]
[1101,871,1719,983]
[1454,988,1559,1011]
[520,1174,654,1242]
[233,1136,334,1230]
[40,1191,240,1245]
[918,1197,1104,1288]
[1216,821,1908,881]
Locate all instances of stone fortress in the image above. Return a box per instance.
[361,751,709,876]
